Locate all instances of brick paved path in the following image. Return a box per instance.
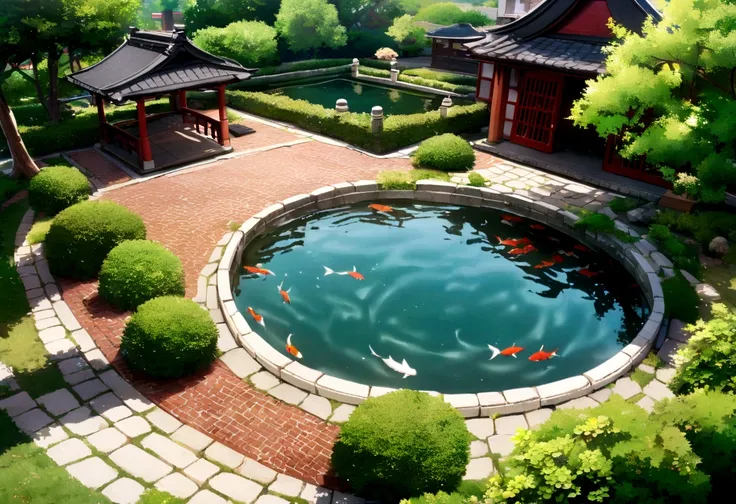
[60,126,412,485]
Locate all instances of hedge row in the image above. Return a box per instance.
[358,67,475,94]
[227,91,488,154]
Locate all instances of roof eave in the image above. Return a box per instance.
[109,73,252,104]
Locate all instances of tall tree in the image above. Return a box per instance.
[183,0,281,33]
[571,0,736,203]
[276,0,347,58]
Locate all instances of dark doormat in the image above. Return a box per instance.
[229,124,256,137]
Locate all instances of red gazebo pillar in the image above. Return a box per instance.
[488,66,508,143]
[137,99,154,169]
[96,96,108,143]
[217,84,230,147]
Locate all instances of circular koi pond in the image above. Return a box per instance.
[232,202,649,394]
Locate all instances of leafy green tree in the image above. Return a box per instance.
[414,2,492,26]
[571,0,736,203]
[386,14,427,55]
[192,20,278,67]
[183,0,280,32]
[275,0,347,58]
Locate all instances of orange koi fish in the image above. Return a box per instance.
[488,344,524,360]
[278,281,291,304]
[501,214,523,226]
[285,334,302,359]
[247,307,265,327]
[323,265,364,280]
[509,244,537,255]
[495,236,532,247]
[534,260,555,269]
[529,345,558,362]
[244,265,275,276]
[578,267,600,278]
[369,203,393,213]
[551,254,564,264]
[574,244,591,252]
[530,224,545,230]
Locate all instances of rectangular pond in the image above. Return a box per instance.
[268,78,448,116]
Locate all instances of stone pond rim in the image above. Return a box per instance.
[215,180,665,418]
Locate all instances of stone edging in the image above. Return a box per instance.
[215,180,665,418]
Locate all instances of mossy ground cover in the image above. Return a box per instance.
[376,169,451,190]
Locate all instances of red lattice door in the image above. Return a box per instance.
[510,71,564,153]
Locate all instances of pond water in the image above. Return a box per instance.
[269,78,446,115]
[233,202,649,393]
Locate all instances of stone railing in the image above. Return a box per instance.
[217,181,664,417]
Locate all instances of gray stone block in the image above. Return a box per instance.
[146,408,182,435]
[37,388,80,416]
[87,427,127,453]
[66,457,118,489]
[536,375,592,406]
[444,393,480,418]
[465,418,494,439]
[60,406,108,436]
[583,352,632,388]
[171,425,213,452]
[46,437,91,465]
[15,408,54,434]
[463,457,494,480]
[154,473,199,499]
[89,392,133,422]
[209,473,263,503]
[299,394,332,420]
[115,415,152,438]
[269,473,303,497]
[494,414,528,435]
[102,478,145,504]
[184,458,220,485]
[205,442,244,469]
[141,432,197,469]
[110,444,172,483]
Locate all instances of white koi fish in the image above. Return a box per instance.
[323,265,364,280]
[487,344,501,360]
[369,345,416,379]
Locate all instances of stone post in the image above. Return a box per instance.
[336,99,349,113]
[371,106,384,134]
[351,58,360,78]
[440,96,453,119]
[390,60,399,83]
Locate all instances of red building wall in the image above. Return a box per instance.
[555,0,614,38]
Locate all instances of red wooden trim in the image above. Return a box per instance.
[510,70,565,153]
[181,107,221,145]
[602,135,670,188]
[96,96,107,143]
[102,123,139,156]
[136,99,153,163]
[217,84,230,147]
[488,66,508,142]
[555,0,613,38]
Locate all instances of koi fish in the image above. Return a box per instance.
[528,345,558,362]
[324,265,364,280]
[530,224,545,230]
[369,203,393,213]
[558,250,579,258]
[502,214,523,223]
[369,345,416,378]
[551,254,564,264]
[278,281,291,304]
[534,260,555,269]
[244,265,274,276]
[574,244,591,252]
[487,343,524,360]
[495,236,532,247]
[285,334,302,359]
[578,266,600,278]
[247,307,265,327]
[509,244,537,255]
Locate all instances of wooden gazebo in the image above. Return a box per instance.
[68,28,254,173]
[425,23,486,75]
[466,0,665,185]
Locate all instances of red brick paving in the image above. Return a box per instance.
[68,149,132,188]
[59,122,412,486]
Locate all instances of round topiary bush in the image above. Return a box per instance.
[331,390,471,501]
[99,240,185,310]
[45,201,146,279]
[28,166,91,215]
[121,296,218,378]
[412,134,476,172]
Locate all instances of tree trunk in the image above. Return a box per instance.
[313,47,319,60]
[29,53,51,119]
[47,51,61,123]
[0,89,40,179]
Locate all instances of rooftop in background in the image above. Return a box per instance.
[67,28,254,104]
[425,23,487,41]
[468,0,661,74]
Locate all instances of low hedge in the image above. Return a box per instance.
[413,134,476,171]
[359,67,475,94]
[402,68,477,86]
[121,296,218,378]
[227,91,488,154]
[99,240,185,310]
[45,201,146,279]
[331,390,470,501]
[28,166,90,215]
[255,58,352,76]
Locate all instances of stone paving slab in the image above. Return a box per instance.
[87,427,128,453]
[154,472,199,499]
[57,356,89,375]
[101,477,145,504]
[269,383,308,405]
[464,457,495,480]
[32,422,69,448]
[220,348,262,378]
[525,408,553,429]
[643,379,675,401]
[89,392,133,422]
[0,391,36,417]
[329,404,355,423]
[114,415,152,438]
[494,414,528,435]
[110,444,173,483]
[612,377,642,400]
[237,457,277,485]
[556,397,599,410]
[98,369,154,413]
[488,434,515,457]
[15,407,54,434]
[73,378,109,401]
[37,388,80,416]
[209,473,263,503]
[185,458,221,485]
[146,408,182,434]
[60,406,108,436]
[141,432,198,469]
[189,490,229,504]
[66,456,118,489]
[205,441,245,469]
[300,484,333,504]
[250,370,280,391]
[269,473,303,497]
[171,424,214,452]
[465,418,495,439]
[44,338,78,359]
[256,496,290,504]
[47,437,91,465]
[64,369,96,386]
[470,440,489,458]
[299,394,332,420]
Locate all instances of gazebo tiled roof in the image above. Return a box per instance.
[68,28,254,104]
[466,0,661,74]
[425,23,487,41]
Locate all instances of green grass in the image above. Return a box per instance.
[627,392,646,404]
[607,196,640,213]
[377,169,451,190]
[0,411,112,504]
[642,352,665,370]
[41,156,68,166]
[1,201,32,325]
[0,174,28,204]
[27,216,53,245]
[629,368,655,388]
[226,110,242,124]
[136,489,186,504]
[467,172,486,187]
[663,273,701,323]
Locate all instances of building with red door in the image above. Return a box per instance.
[467,0,666,186]
[68,28,253,173]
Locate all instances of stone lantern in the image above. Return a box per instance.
[440,96,453,118]
[371,106,384,134]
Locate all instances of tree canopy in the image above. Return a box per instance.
[386,14,427,55]
[275,0,347,57]
[571,0,736,203]
[183,0,281,33]
[192,20,278,67]
[414,2,492,26]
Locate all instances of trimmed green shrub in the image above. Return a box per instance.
[0,174,25,204]
[121,296,218,378]
[359,67,475,94]
[413,134,475,171]
[227,91,488,154]
[648,223,672,241]
[415,3,493,26]
[331,390,471,501]
[192,21,278,67]
[99,240,185,310]
[377,169,451,190]
[402,68,477,86]
[671,303,736,394]
[467,172,485,187]
[648,223,701,276]
[655,209,736,247]
[28,166,90,215]
[607,196,639,213]
[662,273,700,323]
[254,58,352,77]
[487,395,710,504]
[403,481,486,504]
[45,201,146,279]
[575,211,616,234]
